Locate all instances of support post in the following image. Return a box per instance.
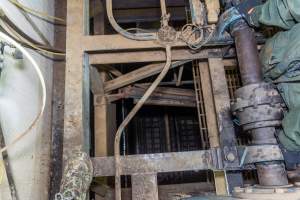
[208,58,243,192]
[132,173,159,200]
[64,0,86,158]
[198,61,227,195]
[204,0,220,24]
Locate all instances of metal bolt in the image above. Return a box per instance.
[226,152,236,162]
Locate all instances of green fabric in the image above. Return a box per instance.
[251,0,300,29]
[253,0,300,151]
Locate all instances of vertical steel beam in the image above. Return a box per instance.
[132,173,159,200]
[64,0,87,159]
[208,58,243,192]
[198,61,227,195]
[50,0,67,198]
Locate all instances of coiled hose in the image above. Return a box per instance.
[0,31,46,154]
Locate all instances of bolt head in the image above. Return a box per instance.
[226,152,236,162]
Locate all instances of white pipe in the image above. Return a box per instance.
[0,31,46,153]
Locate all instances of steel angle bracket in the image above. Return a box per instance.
[238,145,284,165]
[211,145,284,171]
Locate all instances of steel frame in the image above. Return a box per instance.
[64,0,261,199]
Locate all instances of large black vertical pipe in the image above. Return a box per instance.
[231,21,263,85]
[230,20,288,186]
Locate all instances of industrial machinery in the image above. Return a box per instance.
[58,0,300,199]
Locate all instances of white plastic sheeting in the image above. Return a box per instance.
[0,0,54,199]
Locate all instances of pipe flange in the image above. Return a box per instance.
[233,184,300,199]
[234,104,283,131]
[232,83,284,130]
[232,82,284,111]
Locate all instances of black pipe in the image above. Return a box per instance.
[230,19,288,186]
[231,21,263,85]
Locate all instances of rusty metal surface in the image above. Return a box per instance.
[132,173,159,200]
[93,150,213,176]
[232,84,284,133]
[92,145,284,177]
[256,163,288,186]
[50,0,67,198]
[230,19,288,187]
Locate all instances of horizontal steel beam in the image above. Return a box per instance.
[82,34,234,52]
[92,145,283,177]
[89,48,230,65]
[92,150,213,176]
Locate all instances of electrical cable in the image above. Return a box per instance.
[0,31,46,154]
[106,0,156,41]
[0,19,65,56]
[114,45,172,200]
[180,24,216,50]
[7,0,66,24]
[0,12,65,54]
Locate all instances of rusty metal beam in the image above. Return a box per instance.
[64,0,90,160]
[89,48,225,65]
[104,60,189,92]
[50,0,67,198]
[92,150,213,176]
[82,34,235,52]
[92,145,283,177]
[109,84,196,107]
[132,173,159,200]
[208,58,243,191]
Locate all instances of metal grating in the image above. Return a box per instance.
[192,60,210,150]
[225,66,242,103]
[131,106,211,184]
[133,113,167,154]
[170,116,202,151]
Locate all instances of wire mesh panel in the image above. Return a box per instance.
[133,110,167,154]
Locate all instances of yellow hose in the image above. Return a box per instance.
[8,0,66,24]
[0,31,46,154]
[0,18,65,56]
[114,45,172,200]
